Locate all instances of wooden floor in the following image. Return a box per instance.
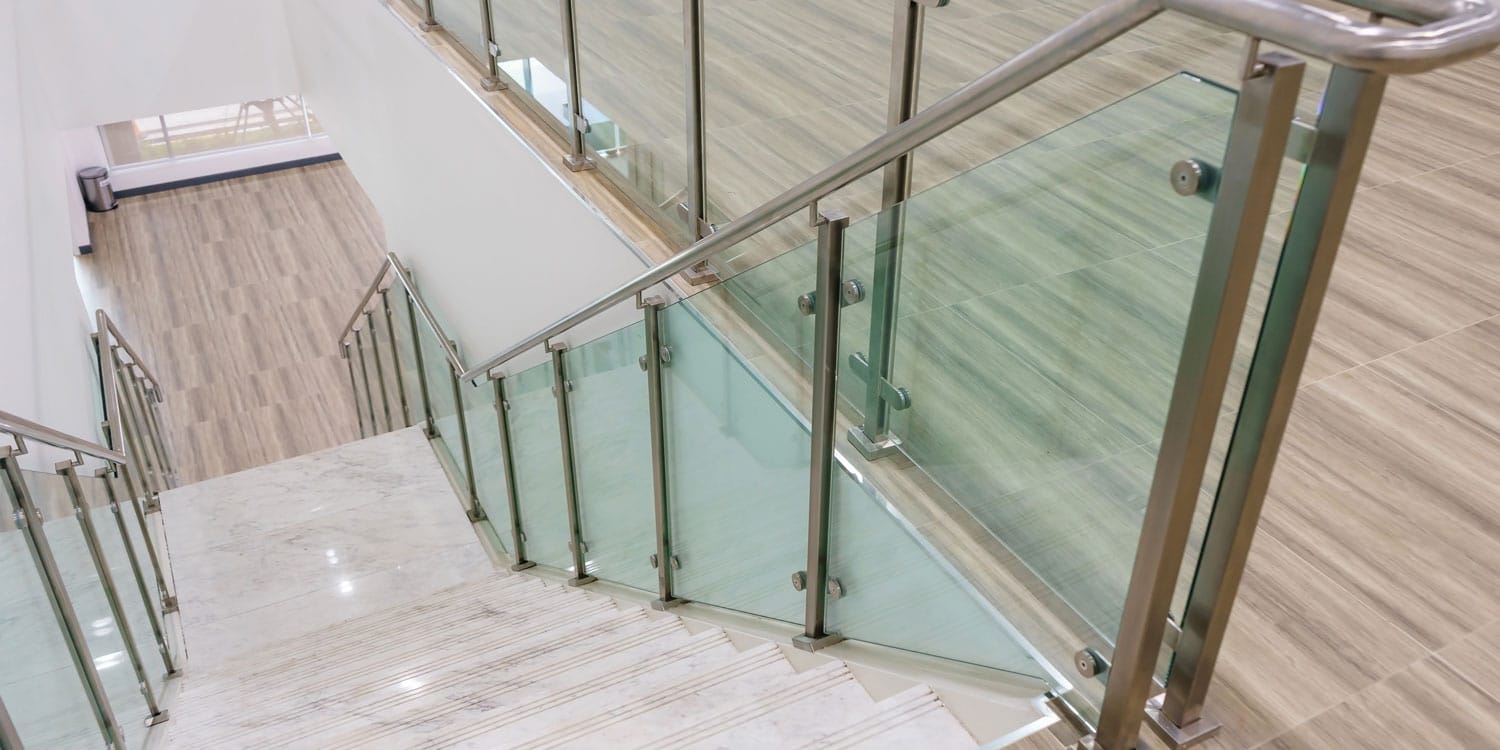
[78,2,1500,748]
[80,162,383,483]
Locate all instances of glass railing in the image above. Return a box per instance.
[0,423,178,750]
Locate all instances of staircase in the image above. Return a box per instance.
[143,427,1057,749]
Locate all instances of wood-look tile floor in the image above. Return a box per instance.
[79,162,383,483]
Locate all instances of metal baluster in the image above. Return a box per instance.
[681,0,707,240]
[1147,63,1388,747]
[137,379,177,484]
[479,0,506,91]
[129,371,173,489]
[117,464,177,615]
[849,0,937,460]
[111,348,162,504]
[99,466,178,677]
[354,328,380,434]
[58,463,170,728]
[418,0,440,31]
[558,0,594,171]
[343,342,367,438]
[0,692,22,750]
[381,289,413,428]
[448,359,487,523]
[1,449,126,749]
[550,344,595,585]
[1093,52,1304,750]
[494,377,534,571]
[642,301,681,609]
[793,210,850,652]
[404,288,438,437]
[366,311,395,432]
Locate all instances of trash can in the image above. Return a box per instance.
[79,166,117,212]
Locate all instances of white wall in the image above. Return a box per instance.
[0,0,106,463]
[282,0,652,375]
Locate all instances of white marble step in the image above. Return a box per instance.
[656,660,880,750]
[799,684,979,750]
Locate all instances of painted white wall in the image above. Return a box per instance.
[0,0,107,466]
[282,0,652,375]
[17,0,300,129]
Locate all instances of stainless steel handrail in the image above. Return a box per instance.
[0,409,128,464]
[98,311,163,395]
[458,0,1500,382]
[340,252,468,374]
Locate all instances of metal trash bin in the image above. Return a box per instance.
[79,166,117,212]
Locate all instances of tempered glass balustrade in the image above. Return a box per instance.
[503,360,574,571]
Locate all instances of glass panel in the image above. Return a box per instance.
[0,471,103,749]
[462,378,511,553]
[490,0,568,131]
[114,473,173,663]
[703,1,891,226]
[24,470,151,749]
[565,321,656,592]
[415,314,465,479]
[861,74,1238,647]
[77,474,169,701]
[574,1,689,240]
[434,0,488,61]
[659,300,808,623]
[503,360,574,571]
[362,309,399,433]
[827,470,1047,679]
[388,290,430,428]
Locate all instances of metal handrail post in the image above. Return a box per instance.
[100,466,178,677]
[1093,52,1305,750]
[419,0,440,31]
[793,210,850,652]
[494,377,534,570]
[135,375,176,482]
[1,449,126,749]
[367,310,395,432]
[1148,63,1388,746]
[404,287,438,437]
[642,302,681,609]
[558,0,595,172]
[550,345,596,585]
[681,0,707,239]
[110,348,163,503]
[129,370,173,488]
[58,463,170,727]
[343,342,368,438]
[479,0,506,90]
[449,361,487,523]
[0,693,21,750]
[354,328,380,434]
[381,290,413,428]
[118,463,177,614]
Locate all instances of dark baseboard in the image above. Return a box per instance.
[113,153,343,199]
[78,244,94,255]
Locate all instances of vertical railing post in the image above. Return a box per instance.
[136,378,176,484]
[367,310,395,432]
[127,368,171,490]
[111,348,162,505]
[549,344,595,585]
[118,463,177,614]
[558,0,594,171]
[1147,64,1388,747]
[418,0,440,31]
[0,448,126,749]
[793,210,850,652]
[642,300,681,609]
[493,377,534,571]
[100,466,177,677]
[354,328,380,434]
[0,693,21,750]
[343,341,367,438]
[479,0,506,90]
[1093,51,1304,750]
[381,289,413,428]
[404,288,438,437]
[58,462,170,728]
[448,361,487,523]
[849,0,937,460]
[681,0,708,240]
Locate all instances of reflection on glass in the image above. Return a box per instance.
[503,360,574,571]
[565,322,655,592]
[434,0,488,61]
[415,313,464,482]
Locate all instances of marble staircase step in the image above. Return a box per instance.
[660,661,881,750]
[802,684,979,749]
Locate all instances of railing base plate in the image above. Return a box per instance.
[650,597,684,611]
[145,710,171,727]
[848,426,902,460]
[1145,695,1222,748]
[792,633,844,652]
[567,575,597,587]
[509,560,537,572]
